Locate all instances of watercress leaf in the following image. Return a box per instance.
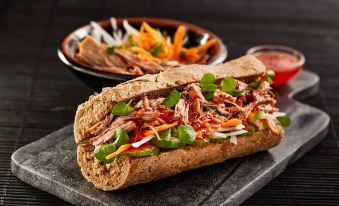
[203,91,215,100]
[265,70,275,84]
[265,74,273,84]
[128,36,138,47]
[164,90,181,108]
[230,89,251,97]
[221,76,236,92]
[250,111,265,123]
[113,128,129,148]
[202,83,217,92]
[178,125,196,145]
[150,43,163,57]
[249,80,262,88]
[159,128,172,141]
[277,116,291,128]
[107,46,115,54]
[171,127,179,138]
[94,144,116,164]
[200,73,216,87]
[266,70,275,78]
[112,102,135,115]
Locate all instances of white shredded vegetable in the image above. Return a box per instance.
[214,129,248,138]
[113,31,123,44]
[200,33,209,45]
[110,17,118,31]
[217,124,245,132]
[149,125,161,140]
[91,28,101,43]
[123,19,139,35]
[90,21,116,45]
[110,17,124,44]
[230,135,237,145]
[131,135,155,148]
[272,112,287,118]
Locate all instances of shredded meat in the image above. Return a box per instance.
[213,89,236,103]
[76,36,176,75]
[187,84,207,103]
[141,111,160,122]
[265,116,281,135]
[236,80,248,90]
[87,79,280,146]
[93,120,136,146]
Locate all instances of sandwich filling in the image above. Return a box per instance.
[84,72,290,164]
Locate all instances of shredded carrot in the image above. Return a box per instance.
[196,38,217,53]
[85,122,100,133]
[221,118,242,127]
[131,47,160,62]
[106,144,132,160]
[247,112,266,120]
[142,22,163,43]
[172,26,186,60]
[143,121,179,136]
[99,21,218,64]
[196,130,204,140]
[182,48,200,62]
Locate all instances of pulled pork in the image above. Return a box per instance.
[85,80,277,146]
[76,36,177,75]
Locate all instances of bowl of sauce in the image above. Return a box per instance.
[246,45,305,86]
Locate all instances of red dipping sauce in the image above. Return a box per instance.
[247,45,305,86]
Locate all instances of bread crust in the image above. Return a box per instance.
[77,129,283,191]
[74,55,266,143]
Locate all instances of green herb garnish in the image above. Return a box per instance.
[277,116,291,127]
[94,144,116,164]
[164,90,181,108]
[159,129,172,141]
[128,36,138,47]
[249,80,262,88]
[178,125,196,145]
[221,76,236,93]
[200,73,216,86]
[265,70,275,84]
[107,45,123,54]
[201,84,217,92]
[94,129,129,163]
[230,89,250,97]
[250,110,265,123]
[200,73,217,99]
[113,128,130,148]
[204,91,215,100]
[171,127,179,138]
[112,100,135,115]
[150,43,163,57]
[107,46,115,54]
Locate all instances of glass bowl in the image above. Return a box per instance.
[246,45,305,86]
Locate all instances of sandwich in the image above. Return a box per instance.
[74,55,290,191]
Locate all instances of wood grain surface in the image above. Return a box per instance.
[0,0,338,205]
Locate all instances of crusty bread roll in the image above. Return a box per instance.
[74,55,284,191]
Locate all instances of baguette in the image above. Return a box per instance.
[74,55,284,191]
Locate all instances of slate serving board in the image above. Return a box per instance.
[11,70,330,206]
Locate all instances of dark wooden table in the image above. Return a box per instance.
[1,0,338,205]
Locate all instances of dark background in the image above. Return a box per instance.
[1,0,339,205]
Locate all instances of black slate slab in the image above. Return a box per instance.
[11,70,329,206]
